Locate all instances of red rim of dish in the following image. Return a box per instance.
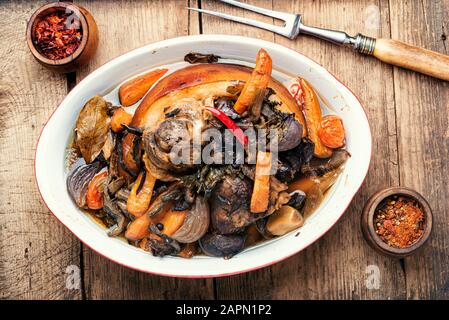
[34,37,373,278]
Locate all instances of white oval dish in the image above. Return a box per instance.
[35,35,371,278]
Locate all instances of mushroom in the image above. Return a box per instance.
[199,233,246,259]
[103,192,128,237]
[301,149,351,177]
[210,175,268,234]
[266,205,304,236]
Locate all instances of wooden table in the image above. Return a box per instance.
[1,0,448,300]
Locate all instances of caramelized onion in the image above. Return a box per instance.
[171,196,210,243]
[67,160,103,208]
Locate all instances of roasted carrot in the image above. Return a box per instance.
[119,68,168,107]
[318,115,345,149]
[233,49,272,114]
[250,151,272,213]
[124,187,175,241]
[111,108,133,133]
[86,171,108,210]
[158,208,188,236]
[178,243,197,259]
[300,78,333,158]
[125,213,151,241]
[126,170,157,217]
[122,133,140,174]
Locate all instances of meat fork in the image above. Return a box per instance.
[188,0,449,81]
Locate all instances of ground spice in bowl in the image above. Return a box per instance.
[374,196,425,248]
[33,12,82,60]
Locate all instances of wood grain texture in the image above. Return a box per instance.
[388,0,449,300]
[202,0,406,299]
[1,0,448,300]
[0,1,81,299]
[74,0,214,300]
[374,38,449,81]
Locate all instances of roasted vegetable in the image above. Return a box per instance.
[67,160,103,208]
[147,224,181,257]
[111,108,133,133]
[121,133,140,176]
[199,233,246,258]
[300,79,333,158]
[289,167,344,217]
[277,116,303,152]
[250,151,272,213]
[276,138,315,183]
[287,190,306,212]
[171,196,210,243]
[234,49,272,115]
[126,170,157,217]
[75,96,111,163]
[266,205,304,236]
[210,175,268,235]
[318,115,346,149]
[119,68,167,107]
[124,183,182,241]
[178,243,197,259]
[103,192,128,237]
[301,149,350,177]
[124,213,151,241]
[86,171,108,210]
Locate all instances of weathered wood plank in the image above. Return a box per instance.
[0,1,81,299]
[388,0,449,300]
[202,0,406,299]
[74,0,214,299]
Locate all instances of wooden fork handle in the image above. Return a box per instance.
[373,39,449,81]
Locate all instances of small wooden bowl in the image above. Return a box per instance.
[26,2,99,73]
[361,187,432,258]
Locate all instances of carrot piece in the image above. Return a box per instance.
[111,108,133,133]
[125,213,151,241]
[178,243,197,259]
[318,115,345,149]
[158,208,188,236]
[250,151,272,213]
[125,188,176,241]
[300,78,333,158]
[233,49,272,114]
[122,133,140,174]
[126,170,157,218]
[119,68,168,107]
[86,171,108,210]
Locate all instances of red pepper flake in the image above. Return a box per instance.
[33,12,82,60]
[374,196,425,248]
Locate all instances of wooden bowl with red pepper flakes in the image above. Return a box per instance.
[361,187,433,258]
[26,2,98,73]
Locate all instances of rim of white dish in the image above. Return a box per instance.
[35,34,372,278]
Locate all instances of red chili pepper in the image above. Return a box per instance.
[34,12,82,60]
[204,106,248,145]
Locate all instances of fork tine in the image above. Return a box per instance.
[187,7,287,36]
[218,0,292,21]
